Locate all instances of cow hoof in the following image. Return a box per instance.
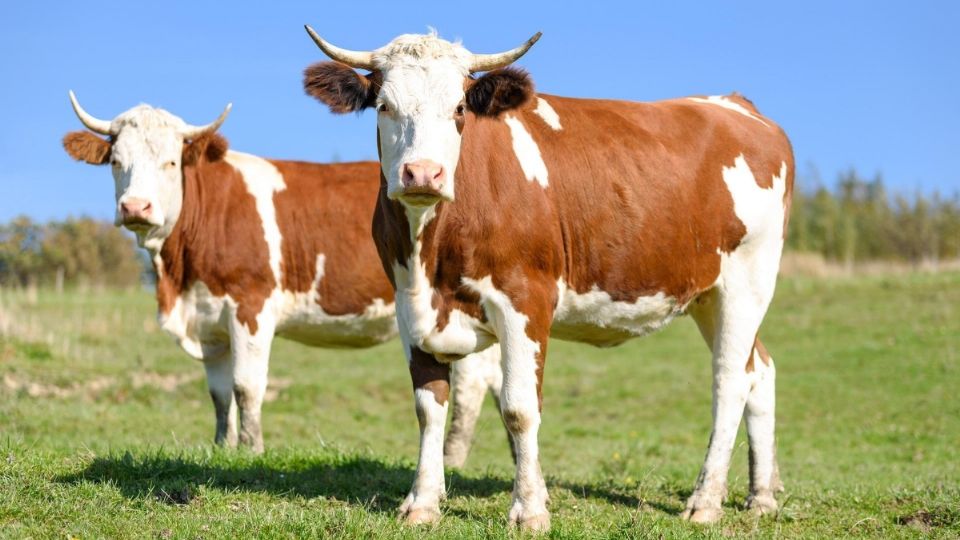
[400,507,441,526]
[681,506,724,524]
[746,492,778,516]
[510,513,550,532]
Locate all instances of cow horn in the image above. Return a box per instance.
[181,103,232,140]
[304,25,375,70]
[68,91,113,135]
[469,32,542,73]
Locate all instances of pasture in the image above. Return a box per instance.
[1,272,958,538]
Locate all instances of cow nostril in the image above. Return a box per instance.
[142,202,152,215]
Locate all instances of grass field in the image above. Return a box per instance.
[1,273,958,538]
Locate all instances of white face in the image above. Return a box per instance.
[374,36,472,205]
[107,106,187,238]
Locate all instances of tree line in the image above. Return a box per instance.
[1,169,958,288]
[0,216,144,289]
[787,169,960,265]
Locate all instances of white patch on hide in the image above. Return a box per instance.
[533,97,562,130]
[504,114,549,187]
[688,95,769,127]
[551,280,681,346]
[225,151,287,281]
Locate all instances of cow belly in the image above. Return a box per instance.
[551,281,683,347]
[274,291,398,349]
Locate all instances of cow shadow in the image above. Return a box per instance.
[57,450,683,516]
[56,450,511,513]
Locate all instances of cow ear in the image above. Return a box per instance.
[303,61,380,114]
[183,133,229,167]
[465,67,534,117]
[62,131,111,165]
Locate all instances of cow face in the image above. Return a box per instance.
[63,94,229,245]
[304,30,539,210]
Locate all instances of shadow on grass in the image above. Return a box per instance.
[56,450,684,517]
[55,451,516,513]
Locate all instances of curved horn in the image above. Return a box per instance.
[304,25,376,70]
[68,91,113,135]
[181,103,232,140]
[469,32,542,73]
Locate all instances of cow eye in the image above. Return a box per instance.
[165,160,177,169]
[455,104,465,116]
[377,103,389,113]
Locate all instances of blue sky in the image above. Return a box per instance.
[1,1,957,221]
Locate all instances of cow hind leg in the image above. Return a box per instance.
[684,268,778,523]
[744,338,782,514]
[445,345,503,468]
[203,348,237,448]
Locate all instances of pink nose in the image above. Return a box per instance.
[120,198,153,222]
[401,160,446,194]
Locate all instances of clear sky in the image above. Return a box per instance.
[1,1,957,221]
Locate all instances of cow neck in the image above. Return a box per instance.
[149,160,207,309]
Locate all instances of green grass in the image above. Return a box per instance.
[1,274,958,538]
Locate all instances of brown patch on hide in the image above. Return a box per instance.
[409,347,450,405]
[270,159,394,315]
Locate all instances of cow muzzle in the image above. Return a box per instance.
[398,160,448,205]
[119,197,156,228]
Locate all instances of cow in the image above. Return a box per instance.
[61,92,507,460]
[302,28,794,531]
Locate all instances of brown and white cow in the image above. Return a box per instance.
[62,92,506,459]
[303,29,794,530]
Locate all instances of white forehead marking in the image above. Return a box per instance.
[110,105,186,161]
[373,33,471,116]
[688,96,769,127]
[504,114,549,187]
[224,151,287,282]
[533,97,562,130]
[372,32,472,71]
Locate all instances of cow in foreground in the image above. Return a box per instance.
[303,29,794,530]
[62,93,504,460]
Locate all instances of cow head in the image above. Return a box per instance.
[303,28,539,209]
[62,92,231,245]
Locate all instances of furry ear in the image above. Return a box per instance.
[303,61,380,113]
[465,67,534,117]
[182,133,229,167]
[62,131,112,165]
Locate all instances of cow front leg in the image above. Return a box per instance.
[203,347,237,448]
[229,316,275,455]
[469,278,552,532]
[399,347,450,525]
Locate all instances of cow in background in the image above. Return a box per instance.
[62,92,505,460]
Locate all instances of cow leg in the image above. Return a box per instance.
[744,338,781,514]
[229,315,275,455]
[445,345,495,468]
[470,279,553,532]
[399,346,450,525]
[203,347,237,448]
[683,271,776,523]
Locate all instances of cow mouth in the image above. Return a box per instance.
[121,217,154,231]
[398,186,444,206]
